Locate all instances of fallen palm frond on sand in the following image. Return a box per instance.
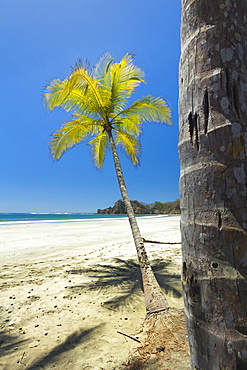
[124,308,190,370]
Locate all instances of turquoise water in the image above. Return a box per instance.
[0,213,130,224]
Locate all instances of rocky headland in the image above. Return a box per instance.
[97,199,180,215]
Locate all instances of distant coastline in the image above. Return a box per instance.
[1,200,180,224]
[97,199,180,215]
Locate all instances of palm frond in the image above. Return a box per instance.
[72,114,103,135]
[115,131,141,166]
[72,58,91,73]
[117,54,145,86]
[112,116,142,137]
[93,52,113,82]
[68,65,111,118]
[88,132,109,168]
[43,78,92,114]
[50,119,95,160]
[93,53,114,111]
[110,54,145,114]
[43,78,70,111]
[114,95,172,124]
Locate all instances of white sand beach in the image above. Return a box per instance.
[0,215,189,369]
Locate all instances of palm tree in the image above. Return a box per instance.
[179,0,247,367]
[43,53,171,314]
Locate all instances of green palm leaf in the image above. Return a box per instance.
[115,95,172,124]
[73,114,103,135]
[43,78,91,113]
[68,65,111,117]
[50,118,97,159]
[43,79,70,111]
[110,54,145,114]
[115,131,141,166]
[93,52,113,87]
[113,116,142,137]
[89,132,109,168]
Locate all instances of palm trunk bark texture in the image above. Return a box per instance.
[179,0,247,368]
[108,130,168,315]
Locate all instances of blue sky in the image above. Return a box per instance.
[0,0,181,213]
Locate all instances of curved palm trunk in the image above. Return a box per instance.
[107,130,168,314]
[179,0,247,368]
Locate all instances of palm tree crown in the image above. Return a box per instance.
[43,53,171,165]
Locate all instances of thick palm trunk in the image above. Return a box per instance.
[107,130,168,314]
[179,0,247,368]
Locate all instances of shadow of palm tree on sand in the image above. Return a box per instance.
[25,324,104,370]
[0,329,28,365]
[68,258,182,310]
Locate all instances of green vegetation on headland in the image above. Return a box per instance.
[97,199,180,215]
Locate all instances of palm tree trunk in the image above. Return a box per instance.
[179,0,247,368]
[107,130,168,314]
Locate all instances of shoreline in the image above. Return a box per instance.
[0,213,174,225]
[0,215,180,261]
[0,215,187,369]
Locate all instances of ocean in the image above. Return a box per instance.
[0,213,130,224]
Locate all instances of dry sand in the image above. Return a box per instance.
[0,215,189,369]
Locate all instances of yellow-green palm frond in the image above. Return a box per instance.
[116,95,172,124]
[113,116,142,137]
[68,63,111,117]
[115,131,141,166]
[93,53,113,87]
[43,78,91,114]
[88,132,109,168]
[72,114,103,135]
[115,53,145,89]
[50,117,96,160]
[110,54,145,114]
[43,78,70,111]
